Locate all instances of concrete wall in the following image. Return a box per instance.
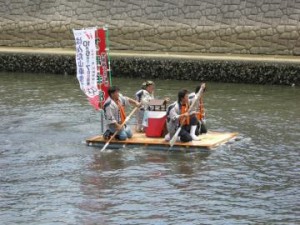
[1,0,300,55]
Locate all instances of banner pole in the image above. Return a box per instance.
[95,27,105,134]
[104,24,112,85]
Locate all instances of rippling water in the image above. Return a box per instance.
[0,72,299,224]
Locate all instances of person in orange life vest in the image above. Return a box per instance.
[166,89,200,142]
[188,83,207,135]
[103,86,140,140]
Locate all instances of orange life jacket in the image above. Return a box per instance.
[180,104,190,125]
[116,99,126,123]
[196,97,205,121]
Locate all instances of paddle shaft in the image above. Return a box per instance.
[169,85,205,147]
[101,106,138,151]
[100,109,105,134]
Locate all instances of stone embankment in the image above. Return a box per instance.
[0,47,299,85]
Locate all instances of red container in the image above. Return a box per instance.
[145,111,166,137]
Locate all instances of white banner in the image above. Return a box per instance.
[73,28,98,98]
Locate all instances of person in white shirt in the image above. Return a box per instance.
[166,89,200,142]
[135,80,155,132]
[103,86,140,140]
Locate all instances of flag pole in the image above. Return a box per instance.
[104,24,112,86]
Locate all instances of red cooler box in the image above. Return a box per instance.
[145,111,166,137]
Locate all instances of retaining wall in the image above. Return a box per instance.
[1,0,300,85]
[1,0,300,55]
[0,52,298,85]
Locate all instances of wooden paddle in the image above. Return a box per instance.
[169,84,205,147]
[100,106,139,152]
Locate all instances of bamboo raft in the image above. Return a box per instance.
[86,131,238,152]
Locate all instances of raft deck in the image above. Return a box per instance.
[86,131,238,152]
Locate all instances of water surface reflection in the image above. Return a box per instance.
[0,72,299,224]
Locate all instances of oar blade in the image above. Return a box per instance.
[100,142,109,152]
[169,127,181,147]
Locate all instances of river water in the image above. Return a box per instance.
[0,72,299,225]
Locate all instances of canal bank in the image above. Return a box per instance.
[0,47,299,85]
